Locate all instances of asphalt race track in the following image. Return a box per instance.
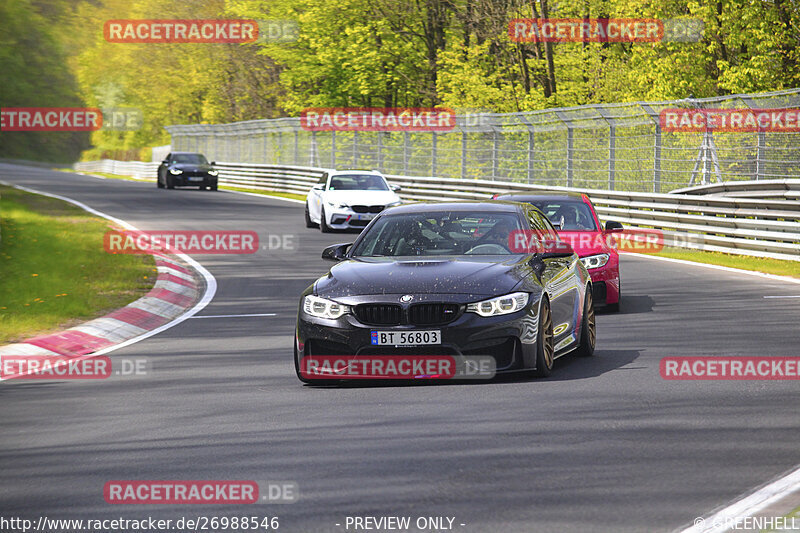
[1,163,799,532]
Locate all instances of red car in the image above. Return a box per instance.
[493,193,623,311]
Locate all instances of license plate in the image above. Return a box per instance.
[356,214,375,221]
[188,176,203,181]
[371,330,441,346]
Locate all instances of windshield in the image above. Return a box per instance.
[526,200,597,231]
[351,211,524,257]
[172,154,208,165]
[328,174,389,191]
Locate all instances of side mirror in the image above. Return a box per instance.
[550,219,563,230]
[539,239,574,259]
[605,220,624,232]
[312,183,324,191]
[161,160,169,165]
[322,243,352,261]
[210,161,216,166]
[390,184,401,192]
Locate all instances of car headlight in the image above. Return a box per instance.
[581,253,610,270]
[386,200,402,207]
[303,295,350,319]
[327,201,348,209]
[169,168,183,175]
[207,170,218,176]
[466,292,529,317]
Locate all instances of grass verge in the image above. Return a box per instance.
[0,185,155,344]
[628,246,800,279]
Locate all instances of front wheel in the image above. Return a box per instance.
[305,203,318,228]
[575,287,596,357]
[157,175,164,188]
[533,298,555,377]
[166,176,175,189]
[320,207,332,233]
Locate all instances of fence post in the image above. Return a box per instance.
[377,132,383,172]
[403,132,410,175]
[554,110,573,187]
[756,131,765,180]
[331,130,336,169]
[310,131,318,167]
[461,131,468,179]
[492,129,499,180]
[640,104,661,192]
[352,131,358,167]
[294,130,299,165]
[431,132,438,176]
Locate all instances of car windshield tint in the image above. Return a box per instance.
[172,154,208,165]
[351,211,524,257]
[328,174,388,191]
[526,201,597,231]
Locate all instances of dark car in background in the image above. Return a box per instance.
[294,201,595,383]
[493,193,623,311]
[157,152,219,190]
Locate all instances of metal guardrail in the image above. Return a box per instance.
[75,159,158,179]
[73,160,800,262]
[672,179,800,200]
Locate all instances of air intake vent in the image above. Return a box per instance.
[355,304,402,325]
[409,303,460,326]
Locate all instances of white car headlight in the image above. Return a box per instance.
[303,295,350,319]
[386,200,402,207]
[580,253,610,270]
[169,168,183,175]
[327,201,348,209]
[207,169,219,176]
[466,292,529,317]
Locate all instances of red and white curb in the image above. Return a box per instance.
[0,182,217,380]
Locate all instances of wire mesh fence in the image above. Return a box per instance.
[166,89,800,193]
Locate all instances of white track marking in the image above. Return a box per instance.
[763,295,800,299]
[0,181,217,356]
[681,465,800,532]
[189,313,277,319]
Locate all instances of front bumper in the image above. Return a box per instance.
[586,261,620,305]
[296,302,540,373]
[325,207,382,229]
[170,174,218,187]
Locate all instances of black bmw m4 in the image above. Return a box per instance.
[294,201,595,383]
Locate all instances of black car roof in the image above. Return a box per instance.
[384,201,523,214]
[170,151,205,155]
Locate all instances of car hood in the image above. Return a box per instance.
[315,256,530,302]
[557,230,614,257]
[323,190,399,206]
[171,163,213,172]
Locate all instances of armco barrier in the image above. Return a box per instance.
[672,179,800,200]
[73,160,800,262]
